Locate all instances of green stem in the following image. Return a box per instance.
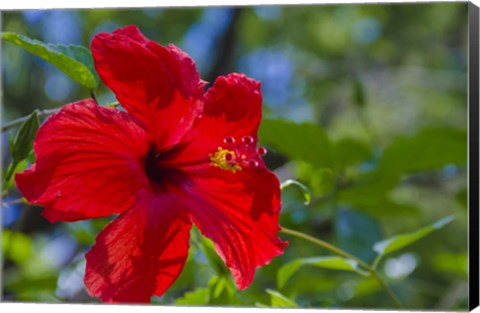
[280,227,402,308]
[280,227,370,270]
[2,108,59,132]
[2,102,120,132]
[372,254,383,270]
[372,271,402,308]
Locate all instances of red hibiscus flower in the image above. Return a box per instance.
[15,25,287,303]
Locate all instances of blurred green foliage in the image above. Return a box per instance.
[1,2,469,310]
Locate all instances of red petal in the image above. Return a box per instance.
[160,73,263,169]
[203,73,262,139]
[180,168,287,289]
[15,100,150,222]
[91,25,204,150]
[84,190,191,303]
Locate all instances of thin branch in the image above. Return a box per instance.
[2,108,59,132]
[280,226,402,307]
[372,271,403,308]
[1,102,120,133]
[280,227,370,270]
[2,198,27,207]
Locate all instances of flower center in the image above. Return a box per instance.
[209,135,268,173]
[145,147,162,182]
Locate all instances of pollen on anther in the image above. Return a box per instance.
[242,135,254,144]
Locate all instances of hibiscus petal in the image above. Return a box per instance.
[84,190,191,303]
[91,25,204,150]
[180,168,287,289]
[159,73,262,169]
[15,100,150,222]
[203,72,262,139]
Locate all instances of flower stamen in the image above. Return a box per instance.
[209,147,242,173]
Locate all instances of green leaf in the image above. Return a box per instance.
[378,127,467,177]
[298,164,335,198]
[4,273,58,300]
[175,288,210,305]
[11,110,40,164]
[277,259,303,289]
[277,256,368,289]
[65,221,97,246]
[266,289,298,307]
[302,256,367,272]
[332,138,371,169]
[175,275,240,306]
[259,119,332,167]
[373,215,454,256]
[338,185,420,217]
[52,43,100,85]
[432,252,467,276]
[280,179,311,205]
[2,230,33,265]
[207,276,243,305]
[2,32,98,90]
[336,209,384,263]
[3,160,28,191]
[200,236,228,275]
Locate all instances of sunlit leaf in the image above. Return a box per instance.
[200,236,228,275]
[266,289,298,307]
[207,276,243,305]
[350,276,382,298]
[175,275,237,306]
[4,273,58,301]
[2,32,98,90]
[373,215,454,256]
[2,230,33,265]
[175,287,210,305]
[277,256,368,289]
[297,164,335,198]
[432,252,467,276]
[255,302,270,308]
[52,43,100,84]
[277,259,303,290]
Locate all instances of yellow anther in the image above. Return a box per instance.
[209,147,242,173]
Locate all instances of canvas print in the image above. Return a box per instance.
[0,2,474,310]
